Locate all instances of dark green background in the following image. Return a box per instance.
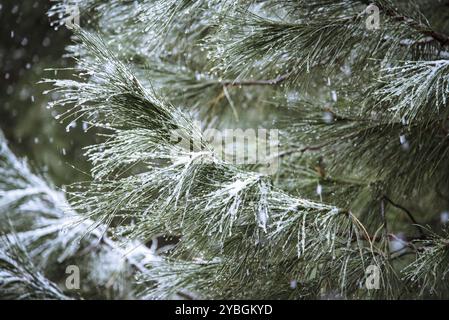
[0,1,94,186]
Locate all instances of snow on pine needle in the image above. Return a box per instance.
[0,234,70,300]
[39,27,387,299]
[0,130,158,299]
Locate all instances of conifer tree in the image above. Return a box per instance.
[2,0,449,299]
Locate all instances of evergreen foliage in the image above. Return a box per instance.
[2,0,449,299]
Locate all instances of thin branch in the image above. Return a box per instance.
[278,142,331,158]
[221,73,290,87]
[383,195,425,238]
[371,1,449,47]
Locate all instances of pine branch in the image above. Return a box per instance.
[42,0,449,299]
[368,59,449,124]
[283,101,449,194]
[0,130,157,299]
[45,29,393,298]
[0,234,70,300]
[403,230,449,298]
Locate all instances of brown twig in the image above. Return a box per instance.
[383,195,425,238]
[278,142,331,158]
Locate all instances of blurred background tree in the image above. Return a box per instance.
[0,1,93,186]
